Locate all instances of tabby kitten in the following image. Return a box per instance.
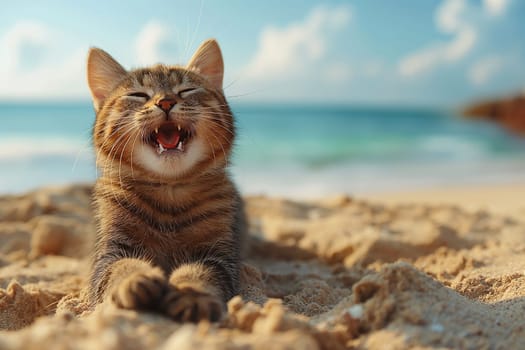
[86,39,245,323]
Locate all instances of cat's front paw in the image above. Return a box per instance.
[161,286,224,323]
[111,268,167,310]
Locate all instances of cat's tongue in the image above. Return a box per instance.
[156,123,180,149]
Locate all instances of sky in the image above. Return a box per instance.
[0,0,524,107]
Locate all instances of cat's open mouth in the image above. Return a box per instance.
[149,122,192,155]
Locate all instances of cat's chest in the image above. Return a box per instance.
[138,226,221,272]
[97,179,235,249]
[114,198,232,245]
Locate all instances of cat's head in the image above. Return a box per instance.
[87,39,234,182]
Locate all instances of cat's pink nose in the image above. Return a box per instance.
[156,97,177,113]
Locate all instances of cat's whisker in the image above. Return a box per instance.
[187,0,204,62]
[180,109,235,123]
[183,104,233,111]
[182,107,236,118]
[191,114,236,127]
[226,89,267,99]
[206,130,228,164]
[194,112,235,122]
[197,120,236,137]
[203,134,217,167]
[72,140,93,174]
[95,119,136,164]
[129,128,143,179]
[198,119,236,137]
[103,124,138,207]
[222,77,242,92]
[117,131,137,191]
[100,123,136,178]
[183,109,236,119]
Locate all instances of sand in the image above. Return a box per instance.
[0,184,524,349]
[364,183,525,216]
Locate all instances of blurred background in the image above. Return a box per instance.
[1,0,524,197]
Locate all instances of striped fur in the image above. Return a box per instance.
[86,39,245,322]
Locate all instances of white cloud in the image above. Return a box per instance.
[0,21,87,99]
[0,20,175,100]
[444,27,476,61]
[468,56,504,85]
[324,63,352,82]
[399,0,477,77]
[436,0,466,32]
[1,21,51,70]
[483,0,510,17]
[399,45,442,77]
[242,6,351,81]
[134,21,169,66]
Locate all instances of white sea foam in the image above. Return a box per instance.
[0,136,96,193]
[233,157,525,199]
[0,137,92,161]
[419,135,486,160]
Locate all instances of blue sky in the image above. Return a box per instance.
[0,0,524,106]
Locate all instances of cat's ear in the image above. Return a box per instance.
[187,39,224,90]
[87,48,127,111]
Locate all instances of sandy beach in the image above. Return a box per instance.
[0,183,523,349]
[363,183,525,216]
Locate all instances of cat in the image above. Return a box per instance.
[86,39,245,323]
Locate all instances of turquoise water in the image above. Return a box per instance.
[1,103,525,196]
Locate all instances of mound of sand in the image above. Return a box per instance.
[0,185,524,349]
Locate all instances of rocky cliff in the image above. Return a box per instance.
[464,93,525,134]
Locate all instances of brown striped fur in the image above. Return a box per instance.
[86,39,245,322]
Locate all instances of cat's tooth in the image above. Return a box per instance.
[177,124,181,131]
[154,127,159,134]
[177,141,183,151]
[157,144,166,154]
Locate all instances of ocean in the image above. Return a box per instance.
[1,103,525,197]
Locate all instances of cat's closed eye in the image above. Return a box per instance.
[127,92,150,100]
[178,88,199,98]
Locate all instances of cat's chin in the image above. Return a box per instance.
[154,141,185,156]
[134,138,207,178]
